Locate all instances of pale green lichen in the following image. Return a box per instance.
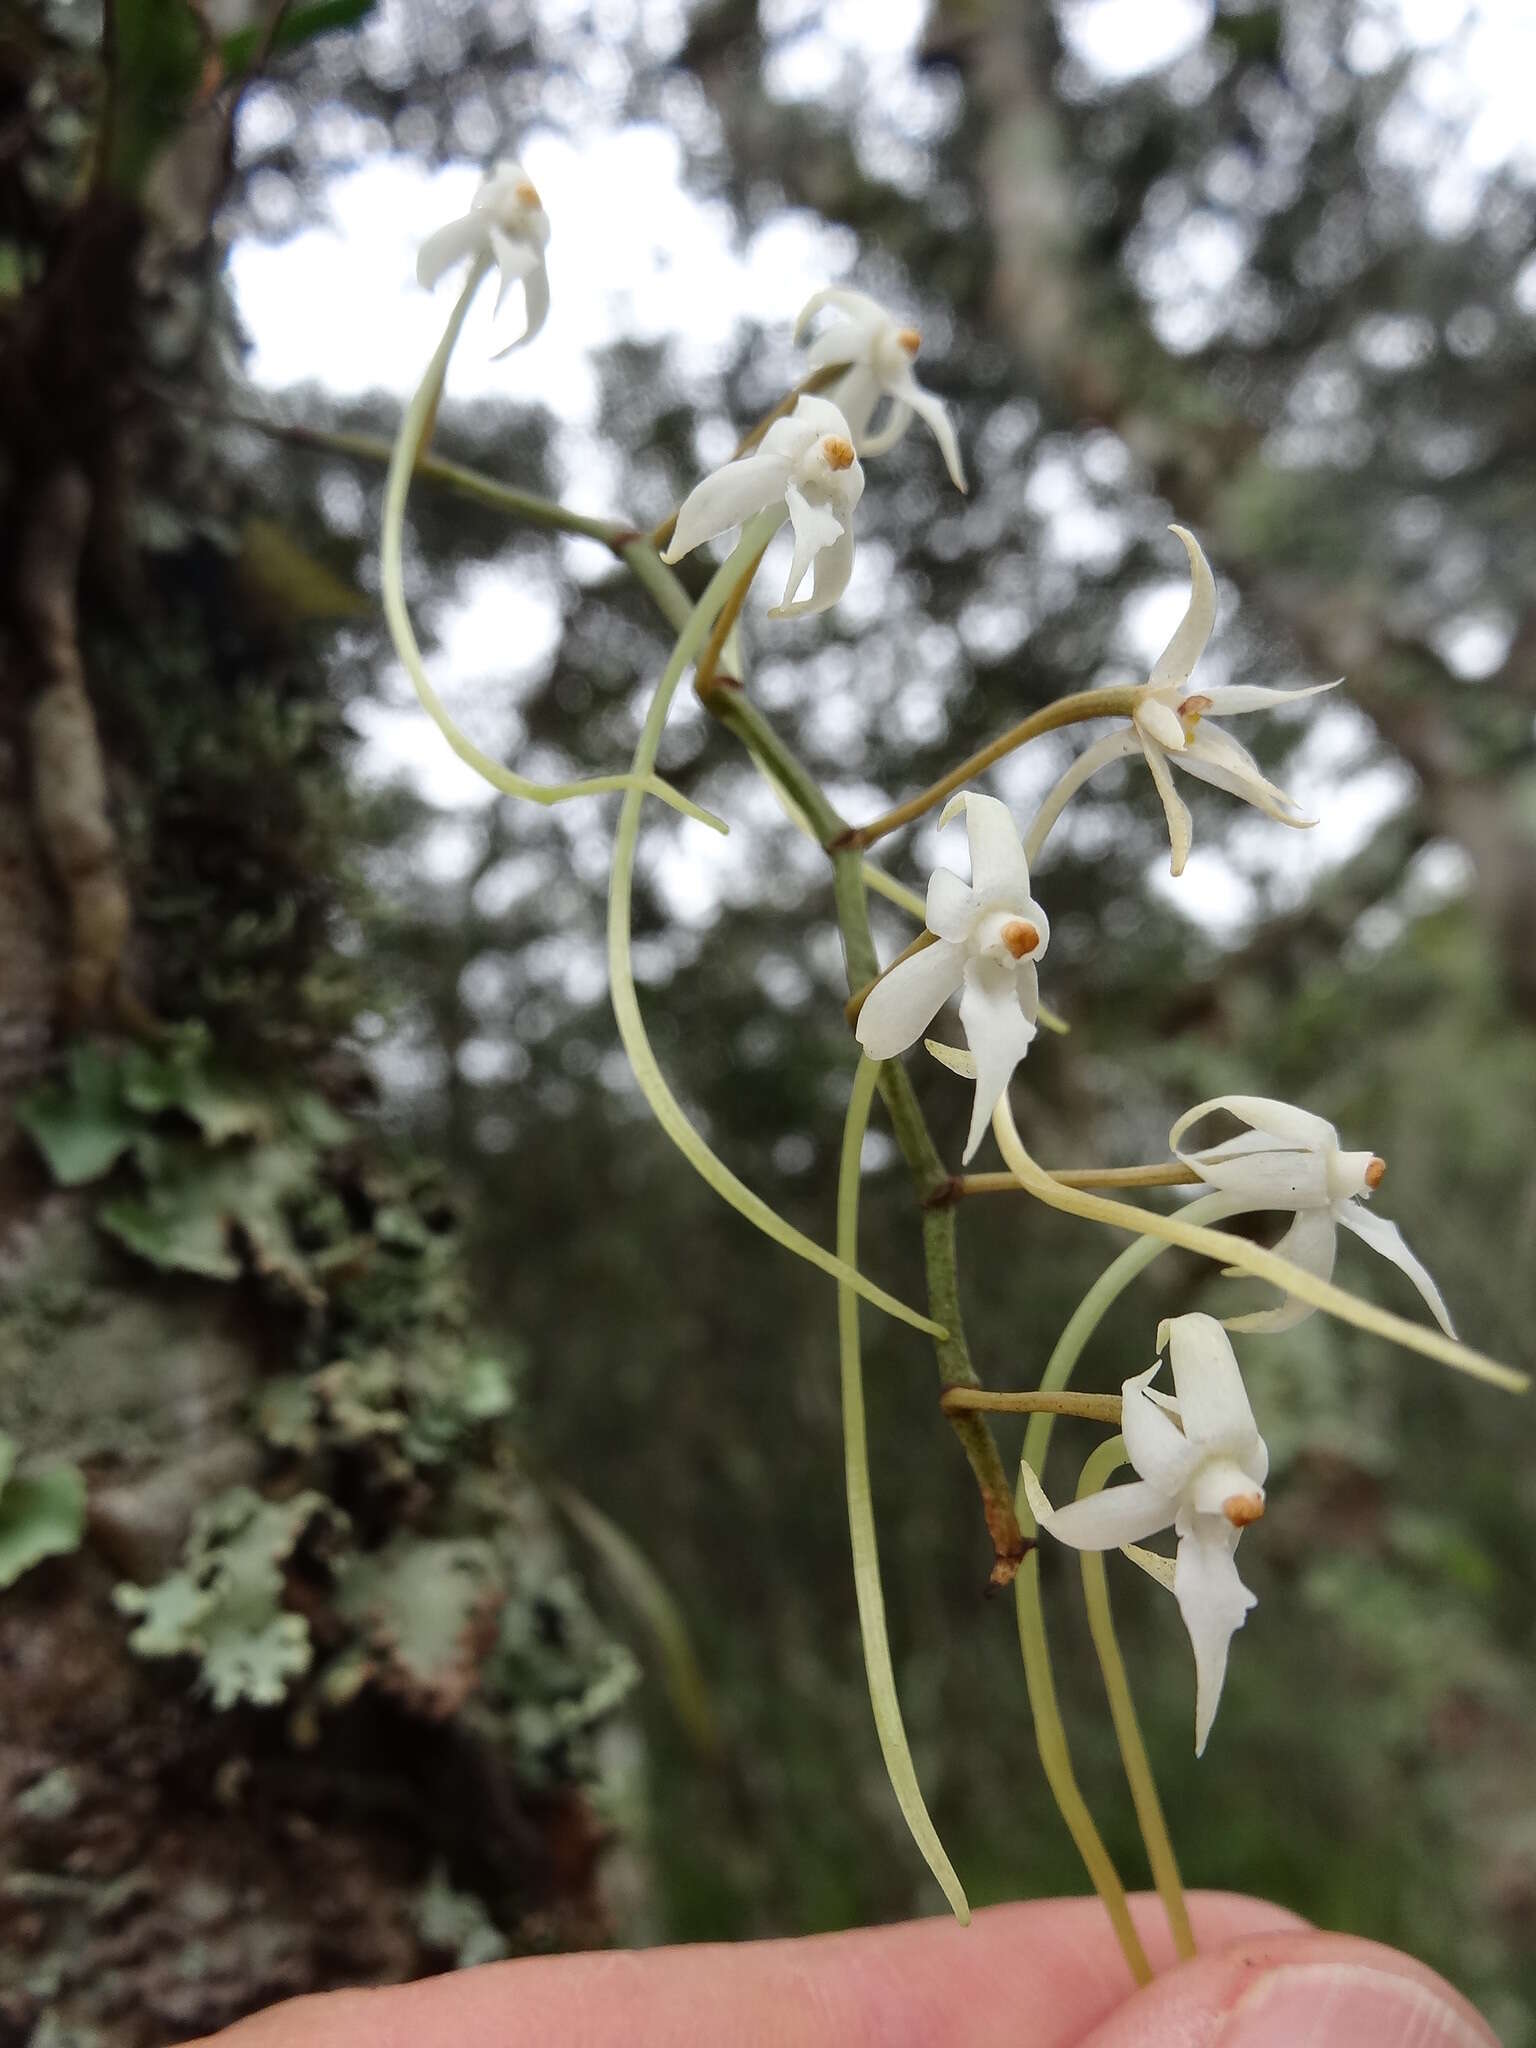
[0,1432,87,1589]
[114,1487,340,1709]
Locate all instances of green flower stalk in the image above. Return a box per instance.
[383,254,722,828]
[606,513,942,1337]
[837,1056,969,1922]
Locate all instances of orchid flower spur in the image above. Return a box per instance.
[794,287,967,493]
[416,159,551,355]
[1023,1313,1268,1756]
[1025,527,1339,877]
[663,394,865,619]
[1170,1094,1456,1338]
[856,792,1049,1162]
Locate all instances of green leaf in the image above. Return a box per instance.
[0,1465,87,1588]
[107,0,208,191]
[236,518,370,626]
[17,1046,138,1186]
[220,0,377,74]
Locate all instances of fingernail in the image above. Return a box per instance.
[1220,1961,1497,2048]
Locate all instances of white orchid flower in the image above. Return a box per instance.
[416,159,551,356]
[1025,527,1339,876]
[663,394,865,619]
[1170,1094,1455,1338]
[1023,1313,1268,1756]
[856,792,1049,1162]
[794,287,967,493]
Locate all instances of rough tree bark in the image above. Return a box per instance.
[0,15,635,2043]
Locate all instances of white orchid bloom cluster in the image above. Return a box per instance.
[662,286,966,617]
[794,287,967,492]
[417,158,552,355]
[1171,1094,1455,1336]
[387,168,1524,1963]
[1027,526,1339,876]
[855,793,1048,1162]
[663,394,866,618]
[1025,1314,1268,1757]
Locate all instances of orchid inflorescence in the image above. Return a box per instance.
[382,159,1525,1978]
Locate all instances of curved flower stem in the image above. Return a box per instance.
[1014,1544,1150,1983]
[957,1165,1201,1196]
[607,513,942,1337]
[990,1095,1526,1394]
[837,1055,971,1922]
[942,1390,1123,1422]
[834,686,1142,852]
[1075,1436,1194,1964]
[383,261,722,830]
[700,679,1024,1573]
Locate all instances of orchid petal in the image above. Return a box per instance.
[1224,1207,1336,1334]
[788,392,854,438]
[1022,728,1142,867]
[1176,732,1311,826]
[1122,1363,1204,1497]
[1336,1203,1457,1337]
[1173,1518,1256,1756]
[1170,1095,1340,1158]
[1147,525,1217,691]
[925,868,981,941]
[855,942,967,1061]
[857,395,915,457]
[416,216,482,290]
[1136,697,1189,753]
[772,516,856,620]
[778,480,845,608]
[1022,1464,1178,1549]
[1140,736,1194,876]
[957,957,1038,1163]
[1202,679,1343,717]
[939,791,1033,905]
[1165,1314,1264,1470]
[663,450,791,564]
[828,366,887,446]
[901,376,967,491]
[794,286,887,345]
[488,225,537,308]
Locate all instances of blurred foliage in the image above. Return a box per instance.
[204,0,1536,2037]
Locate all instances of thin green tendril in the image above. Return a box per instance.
[1075,1436,1194,1962]
[837,1056,970,1921]
[383,260,724,829]
[606,517,944,1336]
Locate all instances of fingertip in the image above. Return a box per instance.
[1075,1929,1497,2048]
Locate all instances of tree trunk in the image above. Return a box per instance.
[0,18,635,2043]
